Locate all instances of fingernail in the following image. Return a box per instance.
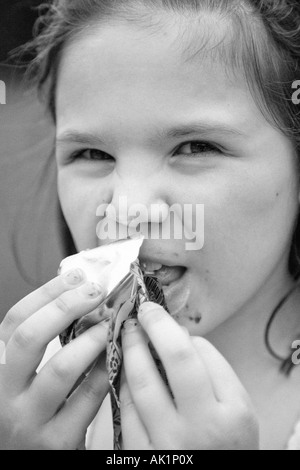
[63,268,85,286]
[139,302,161,317]
[79,282,104,299]
[122,319,139,332]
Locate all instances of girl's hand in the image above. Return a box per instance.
[120,302,259,450]
[0,269,109,450]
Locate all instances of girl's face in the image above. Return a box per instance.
[55,19,299,335]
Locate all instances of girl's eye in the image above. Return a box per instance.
[70,149,114,162]
[174,141,222,157]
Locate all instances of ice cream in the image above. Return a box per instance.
[58,236,144,295]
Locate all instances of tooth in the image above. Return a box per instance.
[142,261,163,272]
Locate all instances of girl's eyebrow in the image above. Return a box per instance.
[162,123,245,139]
[56,122,245,146]
[56,131,105,146]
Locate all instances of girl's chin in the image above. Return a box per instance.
[162,271,227,336]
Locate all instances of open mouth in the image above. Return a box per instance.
[140,260,187,286]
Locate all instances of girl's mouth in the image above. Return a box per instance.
[145,265,186,287]
[141,260,190,316]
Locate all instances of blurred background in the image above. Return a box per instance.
[0,1,43,62]
[0,0,66,318]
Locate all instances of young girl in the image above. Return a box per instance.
[1,0,300,450]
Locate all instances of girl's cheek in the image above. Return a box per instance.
[58,175,106,250]
[181,160,298,331]
[204,166,297,271]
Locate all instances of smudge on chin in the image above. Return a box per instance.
[188,313,202,324]
[171,309,202,327]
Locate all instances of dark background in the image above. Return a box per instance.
[0,0,44,62]
[0,0,64,319]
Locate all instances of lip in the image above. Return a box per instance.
[138,245,192,317]
[139,257,174,267]
[139,254,183,269]
[161,268,191,317]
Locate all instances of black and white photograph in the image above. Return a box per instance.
[0,0,300,452]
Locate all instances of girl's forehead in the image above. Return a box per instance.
[58,17,245,96]
[64,12,241,70]
[56,18,263,137]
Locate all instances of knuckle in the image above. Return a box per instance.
[119,382,134,410]
[231,399,256,425]
[48,358,74,383]
[12,325,35,349]
[168,345,196,366]
[81,379,101,401]
[53,295,72,316]
[222,401,259,448]
[199,414,226,449]
[120,391,134,411]
[87,324,107,345]
[38,282,56,302]
[4,306,23,329]
[129,371,150,392]
[235,403,259,433]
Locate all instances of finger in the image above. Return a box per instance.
[191,337,249,405]
[0,269,86,343]
[4,282,107,393]
[137,302,216,411]
[29,320,109,421]
[52,353,110,443]
[120,369,152,450]
[121,319,176,439]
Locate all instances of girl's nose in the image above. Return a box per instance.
[105,180,169,227]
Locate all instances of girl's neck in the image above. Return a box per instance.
[205,269,299,380]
